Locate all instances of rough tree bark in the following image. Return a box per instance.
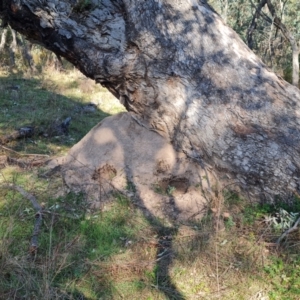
[0,27,7,51]
[1,0,300,202]
[9,25,17,66]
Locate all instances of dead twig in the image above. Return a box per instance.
[5,184,42,210]
[7,156,48,168]
[0,144,50,157]
[276,216,300,245]
[0,127,34,144]
[0,155,48,169]
[3,184,43,257]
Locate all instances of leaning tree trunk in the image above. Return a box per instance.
[1,0,300,202]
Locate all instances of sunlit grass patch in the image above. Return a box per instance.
[0,67,124,156]
[0,185,153,299]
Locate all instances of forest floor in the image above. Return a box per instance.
[1,66,300,300]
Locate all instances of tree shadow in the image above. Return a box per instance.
[138,204,185,300]
[58,111,214,299]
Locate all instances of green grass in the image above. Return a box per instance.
[264,256,300,300]
[0,183,154,299]
[0,67,124,156]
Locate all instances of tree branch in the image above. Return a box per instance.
[266,0,299,86]
[3,184,43,257]
[276,216,300,245]
[247,0,267,49]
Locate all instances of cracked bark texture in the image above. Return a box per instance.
[1,0,300,202]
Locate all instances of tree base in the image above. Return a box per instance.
[49,113,212,221]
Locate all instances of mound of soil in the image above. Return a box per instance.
[49,112,210,221]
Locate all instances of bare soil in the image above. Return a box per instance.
[48,112,210,221]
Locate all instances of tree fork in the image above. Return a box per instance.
[1,0,300,202]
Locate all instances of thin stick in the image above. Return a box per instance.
[3,184,43,256]
[4,184,42,210]
[277,216,300,245]
[215,236,220,298]
[31,211,43,256]
[0,145,50,157]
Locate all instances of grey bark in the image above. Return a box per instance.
[9,26,17,66]
[1,0,300,202]
[0,27,7,51]
[18,34,35,69]
[0,26,35,68]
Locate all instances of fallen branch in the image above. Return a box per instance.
[7,156,48,168]
[276,216,300,245]
[0,126,34,144]
[0,118,71,145]
[3,184,43,257]
[0,145,50,157]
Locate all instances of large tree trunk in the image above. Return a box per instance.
[1,0,300,202]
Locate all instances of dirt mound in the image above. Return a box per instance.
[50,113,211,221]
